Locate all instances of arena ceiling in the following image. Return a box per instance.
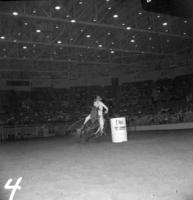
[0,0,192,70]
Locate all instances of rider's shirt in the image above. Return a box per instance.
[93,100,106,117]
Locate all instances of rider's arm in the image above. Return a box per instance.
[101,102,109,113]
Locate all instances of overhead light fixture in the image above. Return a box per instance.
[183,32,187,35]
[55,6,61,10]
[79,1,83,5]
[98,44,103,47]
[0,36,5,39]
[32,10,36,14]
[110,50,115,54]
[184,20,187,23]
[86,34,91,38]
[162,22,168,26]
[12,12,18,16]
[108,7,112,10]
[23,46,27,49]
[70,19,76,23]
[138,12,142,15]
[126,26,131,30]
[113,14,119,18]
[36,29,41,33]
[130,39,135,43]
[24,22,28,26]
[107,32,111,36]
[57,40,62,44]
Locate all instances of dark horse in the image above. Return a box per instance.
[67,116,109,142]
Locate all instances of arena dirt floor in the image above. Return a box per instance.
[1,130,193,200]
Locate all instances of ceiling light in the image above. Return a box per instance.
[110,50,115,54]
[12,12,18,16]
[79,1,83,4]
[98,44,103,47]
[130,39,135,43]
[126,26,131,30]
[57,41,62,44]
[93,18,97,22]
[80,29,84,32]
[55,6,61,10]
[70,19,76,23]
[66,15,70,18]
[24,22,28,26]
[106,0,110,2]
[138,12,142,15]
[86,34,91,38]
[23,46,27,49]
[107,32,111,35]
[36,29,41,33]
[113,14,119,18]
[108,7,112,10]
[184,20,187,23]
[122,23,125,26]
[32,10,36,14]
[0,36,5,39]
[148,27,151,30]
[157,15,160,18]
[183,32,187,35]
[162,22,168,26]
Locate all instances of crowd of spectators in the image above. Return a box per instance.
[1,74,193,127]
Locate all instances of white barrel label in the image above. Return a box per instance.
[110,117,128,143]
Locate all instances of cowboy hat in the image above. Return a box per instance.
[95,96,102,101]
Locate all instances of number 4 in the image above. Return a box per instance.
[4,177,22,200]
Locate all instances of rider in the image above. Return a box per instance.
[82,96,109,135]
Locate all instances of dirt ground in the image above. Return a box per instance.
[1,130,193,200]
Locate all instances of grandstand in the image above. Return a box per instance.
[0,0,193,200]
